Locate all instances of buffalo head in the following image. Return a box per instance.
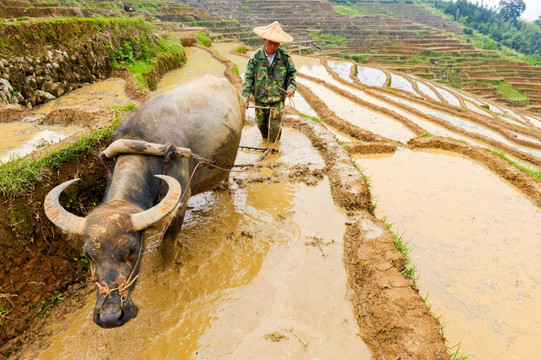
[44,175,181,328]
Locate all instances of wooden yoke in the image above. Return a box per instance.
[100,139,193,159]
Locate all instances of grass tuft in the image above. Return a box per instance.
[487,149,541,181]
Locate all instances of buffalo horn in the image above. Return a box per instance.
[131,175,182,231]
[44,178,86,235]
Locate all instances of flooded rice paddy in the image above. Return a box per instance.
[299,78,416,143]
[34,127,371,359]
[415,80,440,102]
[355,148,541,360]
[33,78,132,114]
[327,60,353,83]
[0,122,79,163]
[356,66,386,87]
[157,47,226,93]
[389,72,417,95]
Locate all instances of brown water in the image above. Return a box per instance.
[355,148,541,360]
[157,47,226,93]
[33,78,132,114]
[34,127,371,359]
[0,122,80,162]
[211,42,250,75]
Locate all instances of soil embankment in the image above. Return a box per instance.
[0,18,185,108]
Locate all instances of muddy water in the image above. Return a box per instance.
[355,148,541,360]
[299,78,416,143]
[212,42,250,74]
[292,55,344,88]
[157,47,226,93]
[35,127,370,359]
[292,93,318,119]
[0,122,79,162]
[33,78,132,114]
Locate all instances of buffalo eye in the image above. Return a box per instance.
[126,245,137,262]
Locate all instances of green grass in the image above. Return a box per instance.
[106,103,137,113]
[488,149,541,181]
[234,44,248,54]
[381,216,418,284]
[299,112,323,123]
[309,31,346,47]
[197,33,212,47]
[448,342,469,360]
[489,80,528,103]
[35,293,63,318]
[113,35,185,89]
[0,120,120,199]
[335,5,364,17]
[0,306,10,329]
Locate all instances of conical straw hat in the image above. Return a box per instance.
[253,21,294,43]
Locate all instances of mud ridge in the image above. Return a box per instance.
[283,112,449,359]
[409,136,541,207]
[283,112,371,211]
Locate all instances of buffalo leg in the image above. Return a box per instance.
[160,196,189,269]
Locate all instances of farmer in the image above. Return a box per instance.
[242,21,297,141]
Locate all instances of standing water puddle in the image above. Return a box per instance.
[355,148,541,360]
[33,127,370,359]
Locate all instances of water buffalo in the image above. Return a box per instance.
[44,74,244,328]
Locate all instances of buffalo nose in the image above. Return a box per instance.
[98,309,124,328]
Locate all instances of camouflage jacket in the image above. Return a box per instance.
[242,47,297,104]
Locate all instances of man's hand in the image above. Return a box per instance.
[286,89,295,98]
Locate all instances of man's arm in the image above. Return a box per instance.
[242,57,256,105]
[285,56,297,97]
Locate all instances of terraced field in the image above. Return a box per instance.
[1,1,541,359]
[179,0,541,112]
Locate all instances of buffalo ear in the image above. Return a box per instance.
[130,175,182,231]
[44,178,86,235]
